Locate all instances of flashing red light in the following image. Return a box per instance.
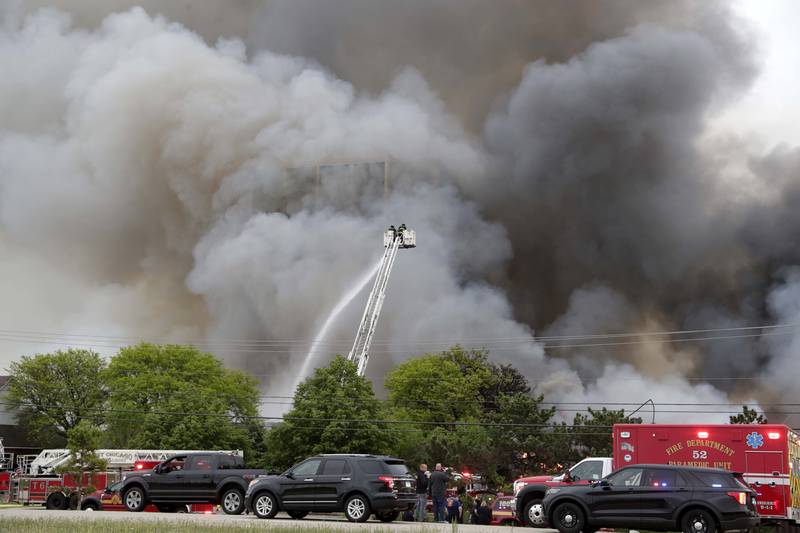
[462,472,472,478]
[768,432,781,440]
[135,464,144,470]
[697,431,709,439]
[726,492,747,505]
[378,476,394,488]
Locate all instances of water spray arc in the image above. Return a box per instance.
[348,225,416,376]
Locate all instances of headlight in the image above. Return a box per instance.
[248,479,260,488]
[545,488,560,495]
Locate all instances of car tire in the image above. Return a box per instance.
[45,491,68,510]
[524,498,547,527]
[288,510,309,519]
[123,486,147,512]
[344,494,371,523]
[681,509,716,533]
[376,510,399,522]
[221,488,245,515]
[81,501,99,511]
[252,491,278,519]
[551,502,586,533]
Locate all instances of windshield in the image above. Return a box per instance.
[106,481,122,492]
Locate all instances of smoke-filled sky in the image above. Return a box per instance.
[1,0,799,422]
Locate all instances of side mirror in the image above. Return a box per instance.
[104,487,113,494]
[562,470,573,482]
[599,479,611,487]
[285,471,294,479]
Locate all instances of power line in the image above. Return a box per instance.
[0,321,794,351]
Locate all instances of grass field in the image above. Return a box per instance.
[0,517,431,533]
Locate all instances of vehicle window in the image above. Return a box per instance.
[321,459,350,475]
[691,471,740,488]
[162,456,186,472]
[384,461,410,476]
[570,460,604,481]
[292,459,322,476]
[642,469,687,487]
[358,460,385,474]
[607,467,643,487]
[188,455,215,470]
[218,455,242,470]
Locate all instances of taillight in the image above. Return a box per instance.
[378,476,394,489]
[727,492,747,505]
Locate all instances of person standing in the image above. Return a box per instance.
[428,463,449,523]
[414,463,429,522]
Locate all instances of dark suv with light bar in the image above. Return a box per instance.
[244,454,416,522]
[542,465,758,533]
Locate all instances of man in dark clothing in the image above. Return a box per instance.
[428,463,449,523]
[414,463,429,522]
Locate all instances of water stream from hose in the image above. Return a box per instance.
[292,258,382,393]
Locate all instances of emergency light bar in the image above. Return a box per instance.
[698,431,709,438]
[768,432,781,439]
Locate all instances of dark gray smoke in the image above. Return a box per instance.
[3,0,796,421]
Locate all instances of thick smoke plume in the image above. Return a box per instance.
[1,1,796,422]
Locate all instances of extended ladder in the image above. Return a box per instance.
[348,225,415,376]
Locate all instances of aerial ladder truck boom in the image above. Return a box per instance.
[348,224,415,376]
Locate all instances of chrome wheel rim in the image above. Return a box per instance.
[224,492,241,512]
[692,516,707,533]
[528,503,545,525]
[125,489,142,509]
[256,495,273,516]
[347,498,366,519]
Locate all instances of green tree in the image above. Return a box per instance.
[6,349,107,444]
[264,356,391,470]
[385,347,493,475]
[104,343,262,456]
[730,405,767,424]
[56,420,108,508]
[483,393,557,480]
[571,407,642,457]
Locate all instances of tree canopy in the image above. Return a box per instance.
[264,355,391,470]
[104,343,262,455]
[730,405,767,424]
[6,348,107,444]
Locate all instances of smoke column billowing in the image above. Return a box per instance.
[1,1,797,422]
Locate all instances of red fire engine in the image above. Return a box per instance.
[614,424,800,525]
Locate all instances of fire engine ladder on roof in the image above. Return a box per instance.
[27,449,242,475]
[348,225,415,377]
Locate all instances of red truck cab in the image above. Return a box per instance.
[513,457,614,527]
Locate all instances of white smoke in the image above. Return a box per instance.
[0,5,780,422]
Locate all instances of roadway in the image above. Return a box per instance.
[0,507,558,532]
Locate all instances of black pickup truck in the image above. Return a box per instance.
[120,452,266,514]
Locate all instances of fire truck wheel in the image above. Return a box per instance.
[123,486,146,512]
[551,502,585,533]
[221,488,245,515]
[680,508,716,533]
[524,499,547,527]
[45,491,68,510]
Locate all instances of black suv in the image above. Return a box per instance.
[244,454,416,522]
[542,465,758,533]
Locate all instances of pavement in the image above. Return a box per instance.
[0,507,559,532]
